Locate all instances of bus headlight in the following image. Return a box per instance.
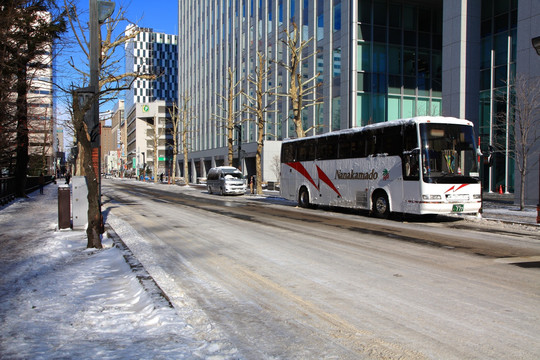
[473,194,482,200]
[422,194,442,200]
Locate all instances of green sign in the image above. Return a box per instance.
[132,158,136,169]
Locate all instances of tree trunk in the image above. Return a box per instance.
[183,128,189,185]
[14,65,29,197]
[256,142,263,195]
[153,118,159,184]
[84,147,102,248]
[520,157,526,211]
[172,148,177,184]
[72,92,102,248]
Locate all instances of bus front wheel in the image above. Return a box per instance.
[372,191,390,219]
[298,187,310,208]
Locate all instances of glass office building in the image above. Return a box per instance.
[178,0,540,205]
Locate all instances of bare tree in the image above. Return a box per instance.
[214,67,243,166]
[172,93,196,185]
[0,1,67,195]
[146,115,165,183]
[244,51,277,194]
[167,102,180,184]
[60,0,157,248]
[276,23,321,139]
[495,74,540,210]
[271,155,281,183]
[27,103,54,175]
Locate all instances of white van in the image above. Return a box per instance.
[206,166,247,195]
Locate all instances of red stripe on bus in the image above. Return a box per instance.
[316,165,342,198]
[286,162,319,190]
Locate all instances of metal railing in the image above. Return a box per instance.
[0,175,55,205]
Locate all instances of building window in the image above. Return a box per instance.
[333,1,341,32]
[332,96,340,131]
[317,0,324,41]
[333,47,341,78]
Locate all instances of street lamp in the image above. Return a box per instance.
[98,1,115,22]
[234,123,242,171]
[533,36,540,223]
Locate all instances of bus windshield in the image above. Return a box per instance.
[419,123,479,183]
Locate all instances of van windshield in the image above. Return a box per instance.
[223,170,243,179]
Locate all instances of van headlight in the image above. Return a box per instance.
[422,194,442,200]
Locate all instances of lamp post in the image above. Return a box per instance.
[532,36,540,223]
[89,0,115,212]
[234,123,242,171]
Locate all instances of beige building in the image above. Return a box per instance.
[27,13,55,175]
[111,100,126,175]
[125,101,173,178]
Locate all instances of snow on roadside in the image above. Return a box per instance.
[0,185,237,359]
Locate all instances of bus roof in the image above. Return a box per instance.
[282,116,474,143]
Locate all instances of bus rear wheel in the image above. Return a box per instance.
[298,187,310,208]
[372,191,390,219]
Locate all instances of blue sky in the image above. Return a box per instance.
[57,0,178,136]
[123,0,178,35]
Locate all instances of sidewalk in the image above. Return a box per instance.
[0,183,235,359]
[479,192,538,226]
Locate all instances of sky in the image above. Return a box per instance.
[121,0,178,35]
[57,0,179,147]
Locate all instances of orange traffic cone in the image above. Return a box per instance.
[498,185,503,194]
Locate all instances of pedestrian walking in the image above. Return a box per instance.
[250,175,256,194]
[65,172,71,184]
[39,172,45,195]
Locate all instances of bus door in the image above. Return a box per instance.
[401,123,421,212]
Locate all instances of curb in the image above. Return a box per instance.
[105,224,174,308]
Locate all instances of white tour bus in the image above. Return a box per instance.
[280,116,482,218]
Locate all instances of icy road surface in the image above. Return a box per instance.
[103,179,540,359]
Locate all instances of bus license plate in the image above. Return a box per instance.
[452,204,464,212]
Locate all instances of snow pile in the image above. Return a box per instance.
[0,186,237,359]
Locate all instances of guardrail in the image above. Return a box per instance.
[0,175,55,205]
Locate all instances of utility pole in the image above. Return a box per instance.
[532,36,540,224]
[89,0,115,224]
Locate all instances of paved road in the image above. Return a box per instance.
[103,179,540,359]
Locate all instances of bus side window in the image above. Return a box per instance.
[364,130,375,155]
[298,139,317,162]
[351,132,364,158]
[381,126,401,156]
[338,134,351,159]
[281,142,296,163]
[318,135,338,160]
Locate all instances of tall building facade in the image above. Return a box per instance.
[442,0,540,205]
[178,0,444,183]
[27,12,56,176]
[124,26,178,178]
[111,100,126,175]
[178,0,540,205]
